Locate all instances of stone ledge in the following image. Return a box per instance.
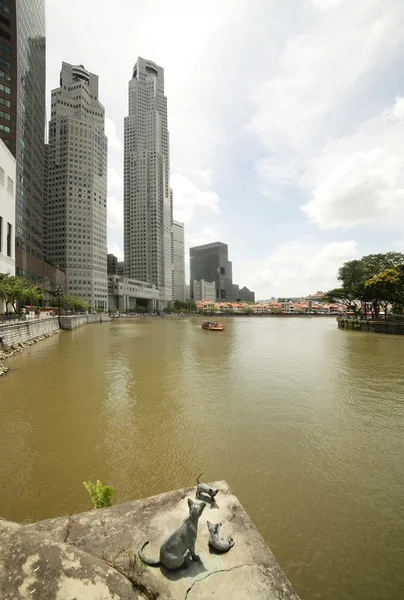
[0,518,146,599]
[22,481,300,600]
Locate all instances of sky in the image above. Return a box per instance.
[46,0,404,299]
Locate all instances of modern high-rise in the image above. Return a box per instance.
[0,0,46,284]
[124,57,173,307]
[172,220,185,301]
[190,242,233,301]
[46,62,108,310]
[107,253,118,275]
[0,139,15,276]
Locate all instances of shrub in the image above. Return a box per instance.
[83,480,114,509]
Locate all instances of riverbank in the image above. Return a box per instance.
[337,317,404,335]
[112,312,338,319]
[1,481,300,600]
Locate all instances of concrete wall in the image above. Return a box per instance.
[337,318,404,335]
[0,314,111,344]
[59,314,111,330]
[0,317,59,346]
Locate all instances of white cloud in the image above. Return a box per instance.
[105,117,122,150]
[235,240,358,298]
[107,196,123,230]
[193,170,212,186]
[107,167,123,192]
[248,0,404,198]
[384,95,404,121]
[302,149,404,229]
[171,173,220,226]
[185,227,222,249]
[312,0,348,10]
[108,244,124,262]
[249,1,404,152]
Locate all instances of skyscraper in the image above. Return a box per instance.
[190,242,233,301]
[46,62,108,310]
[172,220,185,301]
[0,139,16,276]
[124,57,173,307]
[0,0,46,284]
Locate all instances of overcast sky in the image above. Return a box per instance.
[46,0,404,299]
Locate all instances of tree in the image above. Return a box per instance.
[325,252,404,318]
[0,274,43,312]
[321,287,360,315]
[60,294,90,313]
[172,300,197,313]
[364,266,404,317]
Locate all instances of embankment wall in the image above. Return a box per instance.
[0,317,60,346]
[337,318,404,335]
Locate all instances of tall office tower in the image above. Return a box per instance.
[172,220,185,301]
[124,57,173,306]
[0,0,46,283]
[46,63,108,310]
[190,242,233,301]
[107,253,118,275]
[0,139,16,276]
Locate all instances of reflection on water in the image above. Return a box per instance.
[1,317,404,599]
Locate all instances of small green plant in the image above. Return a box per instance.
[83,480,114,509]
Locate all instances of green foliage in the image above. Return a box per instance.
[322,287,360,314]
[60,294,90,312]
[133,305,148,313]
[244,306,253,314]
[0,274,44,311]
[324,252,404,317]
[83,480,114,509]
[173,300,197,312]
[364,266,404,311]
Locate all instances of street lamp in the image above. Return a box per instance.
[54,286,64,327]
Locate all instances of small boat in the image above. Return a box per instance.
[201,321,225,331]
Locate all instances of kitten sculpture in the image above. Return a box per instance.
[207,521,234,552]
[196,472,218,502]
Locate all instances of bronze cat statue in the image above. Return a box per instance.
[196,472,218,502]
[207,521,234,552]
[138,498,206,570]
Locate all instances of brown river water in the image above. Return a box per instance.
[1,317,404,599]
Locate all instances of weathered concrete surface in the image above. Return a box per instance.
[0,317,59,346]
[337,317,404,335]
[59,314,111,330]
[0,518,146,599]
[25,481,300,600]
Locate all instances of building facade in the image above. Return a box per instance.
[46,62,108,310]
[232,283,240,301]
[108,275,161,312]
[190,242,233,301]
[124,57,173,307]
[0,0,46,286]
[0,139,15,275]
[117,261,124,276]
[192,279,216,302]
[107,253,118,275]
[172,220,185,301]
[239,286,255,303]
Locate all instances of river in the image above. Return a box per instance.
[1,317,404,599]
